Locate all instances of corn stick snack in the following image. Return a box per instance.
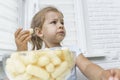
[5,47,75,80]
[28,28,34,34]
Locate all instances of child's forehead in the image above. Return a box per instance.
[45,11,63,20]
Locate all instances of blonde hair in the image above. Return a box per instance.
[30,6,63,50]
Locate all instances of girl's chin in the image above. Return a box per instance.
[59,37,64,40]
[55,38,64,42]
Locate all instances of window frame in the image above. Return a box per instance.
[0,0,24,54]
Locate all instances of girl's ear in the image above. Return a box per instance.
[35,27,43,38]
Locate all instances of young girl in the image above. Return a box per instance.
[14,6,120,80]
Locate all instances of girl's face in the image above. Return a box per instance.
[40,11,66,45]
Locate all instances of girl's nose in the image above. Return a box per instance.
[58,23,64,29]
[59,26,64,29]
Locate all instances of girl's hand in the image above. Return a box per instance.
[110,69,120,80]
[100,70,114,80]
[14,28,31,51]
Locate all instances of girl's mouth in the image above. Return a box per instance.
[58,31,65,35]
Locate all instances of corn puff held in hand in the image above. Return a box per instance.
[28,28,33,34]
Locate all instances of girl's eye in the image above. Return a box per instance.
[51,21,56,24]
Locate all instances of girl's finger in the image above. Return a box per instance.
[14,27,23,38]
[23,36,31,43]
[17,30,30,39]
[19,34,31,42]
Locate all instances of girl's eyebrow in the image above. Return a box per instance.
[51,18,63,21]
[51,18,58,21]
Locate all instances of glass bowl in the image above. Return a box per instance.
[3,47,75,80]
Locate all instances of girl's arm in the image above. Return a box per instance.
[76,54,112,80]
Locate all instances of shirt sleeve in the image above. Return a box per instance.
[68,45,82,57]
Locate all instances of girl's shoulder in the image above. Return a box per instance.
[63,45,82,56]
